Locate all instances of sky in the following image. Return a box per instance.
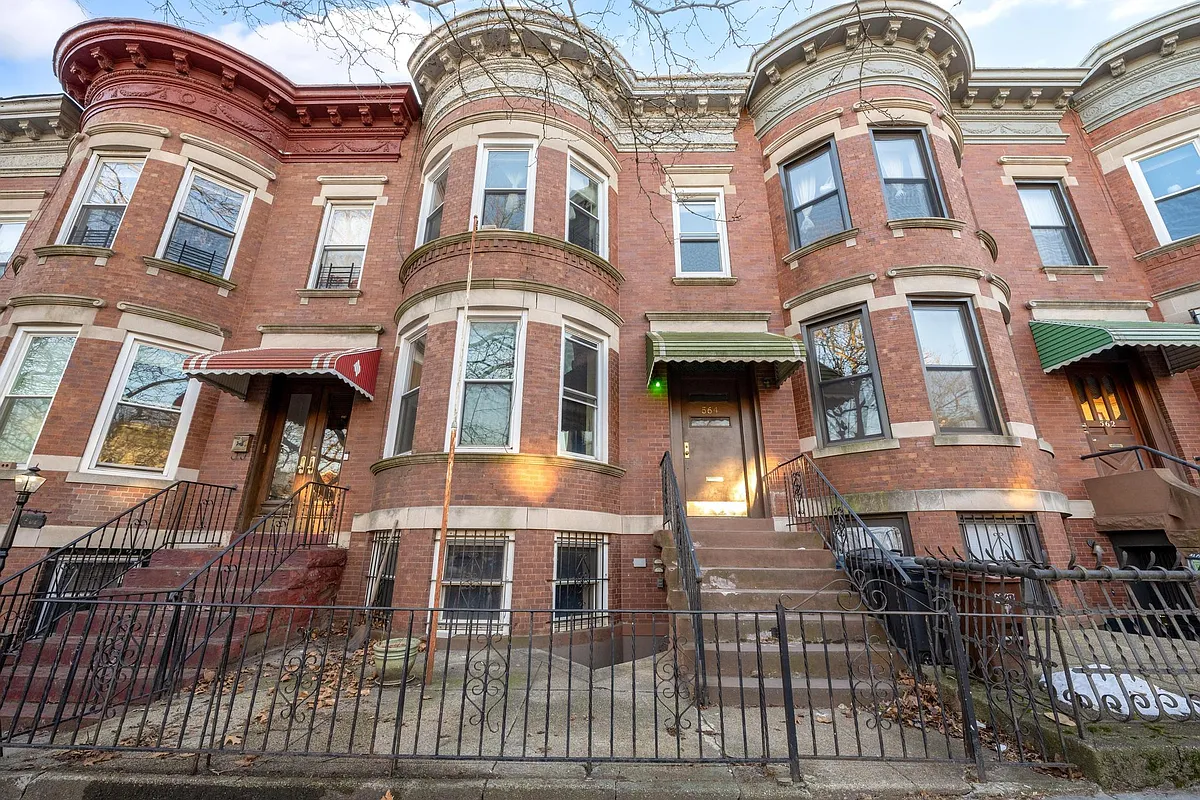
[0,0,1190,99]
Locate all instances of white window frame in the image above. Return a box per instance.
[0,213,29,268]
[1126,131,1200,246]
[551,533,609,626]
[79,334,202,480]
[427,530,515,635]
[415,154,451,247]
[470,139,538,234]
[564,153,609,259]
[671,187,732,277]
[154,163,254,279]
[556,325,607,462]
[306,200,375,289]
[384,324,428,457]
[56,152,145,247]
[444,310,527,453]
[0,326,79,467]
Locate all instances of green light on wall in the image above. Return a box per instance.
[649,376,667,396]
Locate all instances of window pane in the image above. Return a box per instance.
[423,206,444,243]
[1018,186,1065,226]
[568,204,600,253]
[679,240,722,273]
[120,345,189,409]
[811,316,869,380]
[678,201,717,235]
[166,218,233,273]
[181,175,246,233]
[560,397,596,456]
[394,391,419,454]
[428,171,447,209]
[444,542,505,581]
[405,337,425,392]
[1156,188,1200,242]
[556,545,599,581]
[98,404,179,469]
[882,181,935,219]
[11,335,74,397]
[325,207,372,246]
[786,149,837,208]
[87,161,143,205]
[926,369,988,429]
[481,191,525,230]
[569,165,599,215]
[874,136,927,179]
[460,384,512,446]
[794,194,845,245]
[314,251,363,289]
[465,322,516,380]
[1032,227,1078,266]
[913,306,975,367]
[484,150,529,189]
[0,397,51,463]
[563,337,598,398]
[69,207,123,247]
[0,222,25,265]
[1139,143,1200,199]
[821,375,882,442]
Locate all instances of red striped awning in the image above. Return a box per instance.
[182,347,382,400]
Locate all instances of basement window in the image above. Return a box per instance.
[433,531,513,635]
[553,533,608,627]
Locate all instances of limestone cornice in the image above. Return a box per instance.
[54,19,419,164]
[1075,44,1200,133]
[0,95,81,178]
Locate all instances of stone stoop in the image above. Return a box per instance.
[655,515,886,706]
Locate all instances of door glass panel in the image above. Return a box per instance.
[268,393,312,500]
[1085,376,1110,421]
[315,392,353,484]
[1072,376,1094,421]
[1101,375,1124,420]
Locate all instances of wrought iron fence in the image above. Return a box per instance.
[659,452,707,702]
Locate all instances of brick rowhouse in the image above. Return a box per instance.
[0,0,1199,621]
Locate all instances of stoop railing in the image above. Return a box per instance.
[659,451,707,703]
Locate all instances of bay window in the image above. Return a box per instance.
[62,156,144,248]
[159,166,252,277]
[475,143,534,232]
[910,302,998,433]
[391,331,425,455]
[1130,138,1200,244]
[0,329,77,464]
[872,131,944,219]
[559,330,603,459]
[782,142,851,249]
[418,161,448,245]
[805,309,888,444]
[310,203,374,289]
[453,317,523,450]
[567,157,605,256]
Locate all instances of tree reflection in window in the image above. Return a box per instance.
[458,320,518,448]
[807,312,883,443]
[98,343,191,470]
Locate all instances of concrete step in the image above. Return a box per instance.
[694,547,834,569]
[703,640,875,680]
[690,530,825,549]
[686,517,777,532]
[148,548,223,569]
[702,613,884,643]
[700,567,844,592]
[698,587,853,612]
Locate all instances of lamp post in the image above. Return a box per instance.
[0,466,45,576]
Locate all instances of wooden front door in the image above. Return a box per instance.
[1068,365,1147,475]
[674,373,761,517]
[254,381,354,514]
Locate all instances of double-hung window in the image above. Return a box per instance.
[310,203,374,289]
[89,337,198,475]
[63,156,144,248]
[1016,183,1090,266]
[476,144,534,231]
[872,131,943,219]
[910,302,998,433]
[0,216,27,268]
[391,331,425,455]
[159,166,252,277]
[805,309,888,444]
[559,330,603,459]
[553,533,608,625]
[782,142,851,249]
[435,531,512,634]
[674,191,730,275]
[567,157,605,256]
[418,161,449,245]
[454,317,523,450]
[1131,139,1200,244]
[0,329,77,464]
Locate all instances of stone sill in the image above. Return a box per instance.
[784,228,859,266]
[33,244,114,264]
[811,438,900,459]
[932,434,1022,448]
[1136,232,1200,262]
[886,217,967,232]
[672,276,738,286]
[297,288,362,304]
[371,451,625,478]
[143,256,237,293]
[1041,265,1108,280]
[65,470,176,489]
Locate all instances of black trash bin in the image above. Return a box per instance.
[843,550,936,666]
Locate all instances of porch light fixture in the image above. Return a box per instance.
[0,466,45,575]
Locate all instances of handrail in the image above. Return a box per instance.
[1080,444,1200,473]
[764,453,911,591]
[659,451,702,609]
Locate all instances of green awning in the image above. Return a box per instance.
[646,331,805,386]
[1030,319,1200,374]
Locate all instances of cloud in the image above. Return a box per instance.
[212,3,431,86]
[0,0,87,62]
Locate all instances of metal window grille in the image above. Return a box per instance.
[552,532,608,628]
[958,513,1041,563]
[364,529,402,610]
[435,530,512,635]
[33,551,149,634]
